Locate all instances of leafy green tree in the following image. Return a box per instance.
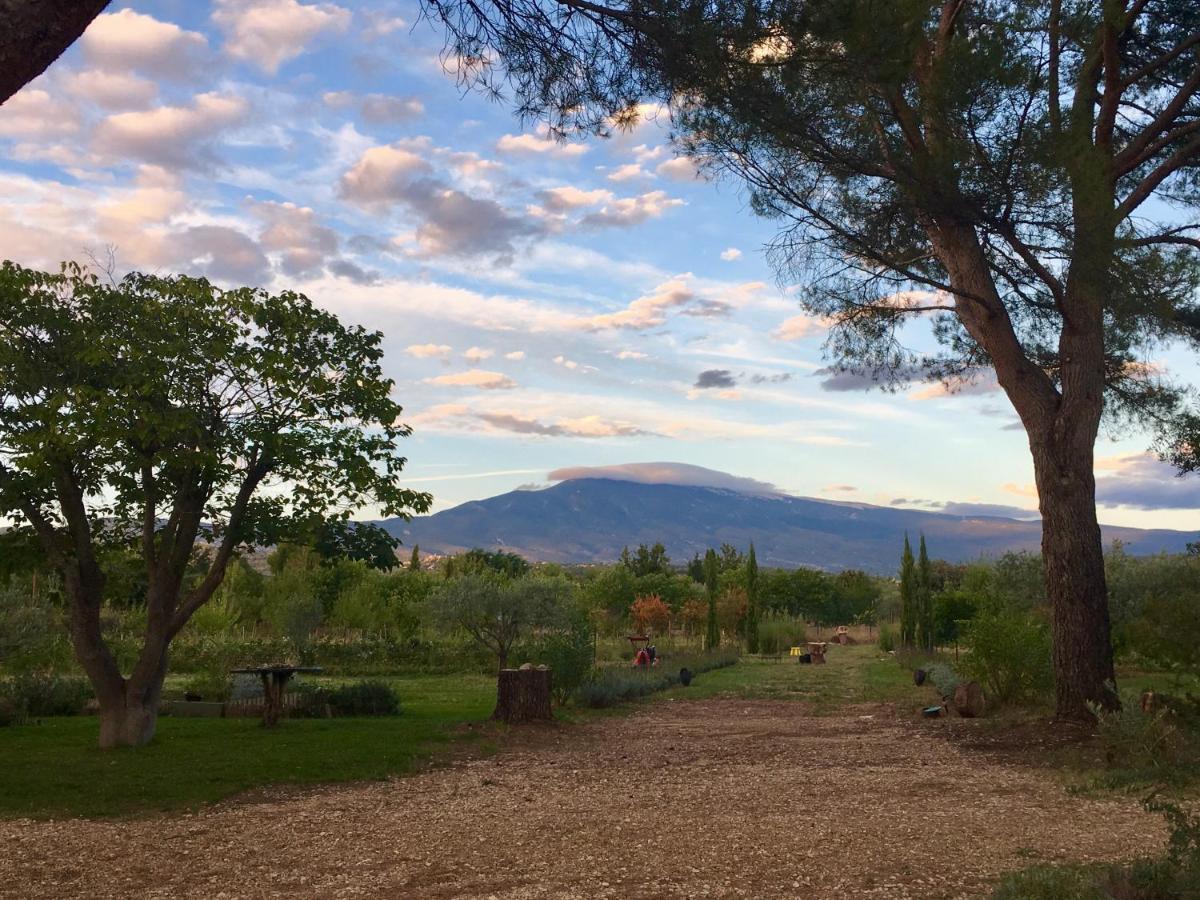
[718,543,743,573]
[451,548,530,579]
[620,542,672,577]
[0,262,430,747]
[917,535,934,651]
[311,520,400,571]
[423,0,1200,720]
[932,589,979,650]
[745,543,760,653]
[899,535,917,647]
[704,547,720,650]
[686,552,704,582]
[434,573,572,671]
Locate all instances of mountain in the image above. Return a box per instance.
[378,477,1194,574]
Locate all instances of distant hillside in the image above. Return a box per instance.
[378,478,1193,574]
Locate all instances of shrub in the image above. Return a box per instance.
[575,648,738,708]
[323,680,401,716]
[959,609,1053,705]
[1,672,92,719]
[629,594,670,635]
[925,662,961,699]
[523,617,594,705]
[1092,700,1187,773]
[757,613,808,655]
[877,623,896,652]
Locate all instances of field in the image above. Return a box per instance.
[0,646,1176,898]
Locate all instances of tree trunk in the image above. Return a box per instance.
[98,696,160,748]
[493,666,553,723]
[0,0,113,104]
[1032,433,1119,721]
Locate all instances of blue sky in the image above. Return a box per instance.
[1,0,1197,531]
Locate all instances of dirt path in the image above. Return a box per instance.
[0,699,1162,899]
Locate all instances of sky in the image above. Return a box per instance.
[0,0,1197,532]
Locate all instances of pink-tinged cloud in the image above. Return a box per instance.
[1095,453,1200,510]
[82,9,211,79]
[213,0,351,75]
[772,314,830,341]
[93,93,249,168]
[425,369,517,389]
[548,462,781,495]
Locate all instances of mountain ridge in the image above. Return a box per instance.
[377,477,1193,574]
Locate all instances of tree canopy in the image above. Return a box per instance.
[421,0,1200,719]
[0,261,430,746]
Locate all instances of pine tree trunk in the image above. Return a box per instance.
[1032,434,1119,720]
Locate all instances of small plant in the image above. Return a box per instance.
[323,680,401,716]
[925,662,962,699]
[877,623,896,652]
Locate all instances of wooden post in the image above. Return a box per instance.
[493,664,553,723]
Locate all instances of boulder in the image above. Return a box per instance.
[952,681,986,718]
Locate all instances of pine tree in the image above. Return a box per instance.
[899,535,916,648]
[917,535,934,651]
[704,548,720,651]
[745,543,760,654]
[409,544,420,571]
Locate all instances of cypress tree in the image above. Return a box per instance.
[410,544,420,571]
[917,535,934,651]
[899,535,916,647]
[745,543,760,654]
[704,548,720,650]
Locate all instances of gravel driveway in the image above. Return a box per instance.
[0,698,1162,899]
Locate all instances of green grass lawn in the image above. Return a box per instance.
[0,672,495,820]
[0,645,962,820]
[660,642,933,712]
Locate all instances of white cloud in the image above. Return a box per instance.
[463,346,493,362]
[581,190,684,228]
[213,0,351,74]
[657,156,702,181]
[62,70,158,110]
[553,355,579,370]
[616,350,648,360]
[81,9,211,79]
[407,343,452,359]
[537,186,613,211]
[578,277,695,330]
[426,369,517,389]
[773,314,831,341]
[720,247,742,261]
[0,90,81,140]
[549,462,781,494]
[607,163,647,182]
[361,94,425,123]
[248,199,340,277]
[496,128,588,157]
[93,92,249,168]
[339,144,432,203]
[504,350,526,360]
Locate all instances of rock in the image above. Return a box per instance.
[952,681,986,718]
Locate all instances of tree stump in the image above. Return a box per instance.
[493,665,553,723]
[952,681,986,718]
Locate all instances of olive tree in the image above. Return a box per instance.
[0,261,431,747]
[421,0,1200,718]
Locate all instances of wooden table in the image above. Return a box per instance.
[229,665,322,727]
